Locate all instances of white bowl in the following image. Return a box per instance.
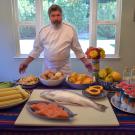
[39,76,65,86]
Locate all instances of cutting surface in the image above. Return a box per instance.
[15,89,119,126]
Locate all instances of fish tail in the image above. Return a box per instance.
[95,103,108,112]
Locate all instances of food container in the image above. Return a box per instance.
[18,82,39,89]
[17,75,39,89]
[39,76,65,87]
[16,79,39,89]
[66,76,96,90]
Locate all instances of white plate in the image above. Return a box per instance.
[111,96,135,114]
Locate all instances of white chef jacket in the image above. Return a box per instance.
[29,22,85,75]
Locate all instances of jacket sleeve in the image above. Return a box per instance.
[71,28,86,59]
[29,32,44,58]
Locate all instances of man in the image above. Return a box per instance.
[19,4,92,75]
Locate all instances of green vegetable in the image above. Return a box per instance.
[0,82,14,88]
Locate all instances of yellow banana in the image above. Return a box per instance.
[0,90,20,97]
[0,86,29,98]
[0,98,24,106]
[16,85,29,98]
[0,85,30,107]
[0,93,22,102]
[0,87,18,91]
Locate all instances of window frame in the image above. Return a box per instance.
[90,0,122,58]
[13,0,122,58]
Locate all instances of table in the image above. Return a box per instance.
[0,82,135,135]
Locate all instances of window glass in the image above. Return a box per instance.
[96,24,116,54]
[20,39,34,54]
[18,0,36,22]
[19,25,36,39]
[42,0,50,25]
[19,25,36,54]
[97,0,117,21]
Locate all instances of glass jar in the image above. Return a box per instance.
[123,66,131,84]
[130,66,135,84]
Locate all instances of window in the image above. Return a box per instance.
[13,0,122,58]
[90,0,122,58]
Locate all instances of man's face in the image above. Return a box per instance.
[49,10,62,27]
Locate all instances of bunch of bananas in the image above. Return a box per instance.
[0,85,30,107]
[0,82,14,88]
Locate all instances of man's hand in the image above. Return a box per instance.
[19,62,28,74]
[84,62,93,72]
[19,56,34,74]
[80,57,93,72]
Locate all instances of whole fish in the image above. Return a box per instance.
[40,90,107,112]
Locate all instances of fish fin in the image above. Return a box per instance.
[95,103,108,112]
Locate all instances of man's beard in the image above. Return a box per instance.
[52,21,61,27]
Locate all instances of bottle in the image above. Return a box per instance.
[123,66,131,84]
[130,66,135,84]
[92,59,100,82]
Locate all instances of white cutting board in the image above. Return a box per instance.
[15,89,119,126]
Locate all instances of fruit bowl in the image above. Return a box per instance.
[39,70,65,87]
[19,82,39,89]
[17,75,39,89]
[17,80,39,89]
[98,79,119,90]
[39,76,65,87]
[66,76,96,90]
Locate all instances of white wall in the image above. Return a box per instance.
[0,0,135,81]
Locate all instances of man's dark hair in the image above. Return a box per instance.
[48,4,62,16]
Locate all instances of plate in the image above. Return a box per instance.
[26,100,77,121]
[0,90,30,109]
[111,96,135,114]
[82,90,108,99]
